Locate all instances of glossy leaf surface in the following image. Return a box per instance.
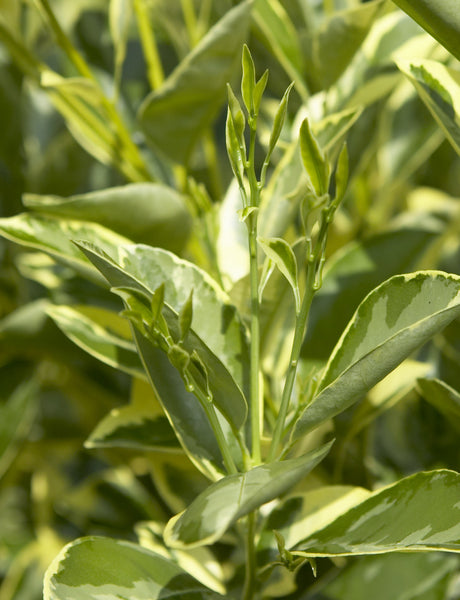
[295,271,460,439]
[293,470,460,556]
[44,536,222,599]
[24,183,192,252]
[139,2,251,164]
[164,441,333,549]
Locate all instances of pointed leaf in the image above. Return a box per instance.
[47,305,145,378]
[179,290,194,342]
[44,536,222,599]
[258,237,300,313]
[76,241,250,395]
[300,224,442,369]
[294,271,460,439]
[391,0,460,61]
[0,213,130,283]
[266,82,294,161]
[138,2,251,164]
[299,118,329,197]
[164,441,333,549]
[24,183,192,252]
[397,59,460,156]
[241,44,256,115]
[292,470,460,556]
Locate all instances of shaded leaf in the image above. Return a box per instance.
[397,59,460,155]
[292,470,460,556]
[24,183,192,253]
[417,377,460,432]
[138,2,251,164]
[164,441,333,549]
[258,237,299,312]
[47,305,144,378]
[43,536,222,599]
[295,271,460,439]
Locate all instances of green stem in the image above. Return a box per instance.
[133,0,164,90]
[268,210,330,461]
[267,257,316,461]
[247,120,262,464]
[242,512,257,600]
[193,385,238,475]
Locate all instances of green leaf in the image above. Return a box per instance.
[258,237,300,313]
[266,82,294,162]
[179,290,194,342]
[294,271,460,439]
[417,377,460,431]
[292,470,460,556]
[76,241,250,395]
[47,305,145,378]
[241,44,256,116]
[253,0,307,100]
[163,441,333,549]
[300,224,442,369]
[333,144,348,206]
[132,328,241,480]
[24,183,192,253]
[43,536,222,599]
[305,0,385,91]
[86,378,179,451]
[299,118,329,197]
[0,380,37,480]
[0,213,130,284]
[391,0,460,61]
[138,1,251,164]
[109,0,133,94]
[322,552,458,600]
[397,59,460,156]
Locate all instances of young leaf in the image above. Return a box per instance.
[43,536,223,599]
[266,81,294,163]
[164,440,333,549]
[291,470,460,556]
[151,283,165,322]
[258,237,300,313]
[226,107,246,188]
[299,118,329,197]
[332,144,349,207]
[241,44,256,116]
[179,290,194,341]
[294,271,460,440]
[253,69,269,116]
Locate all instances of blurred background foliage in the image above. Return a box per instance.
[0,0,459,598]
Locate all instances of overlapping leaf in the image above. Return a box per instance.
[292,470,460,556]
[44,537,222,599]
[164,441,333,549]
[294,271,460,439]
[24,183,192,252]
[139,1,251,164]
[397,59,460,156]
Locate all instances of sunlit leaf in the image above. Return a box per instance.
[294,271,460,439]
[44,536,222,599]
[292,470,460,556]
[164,441,333,549]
